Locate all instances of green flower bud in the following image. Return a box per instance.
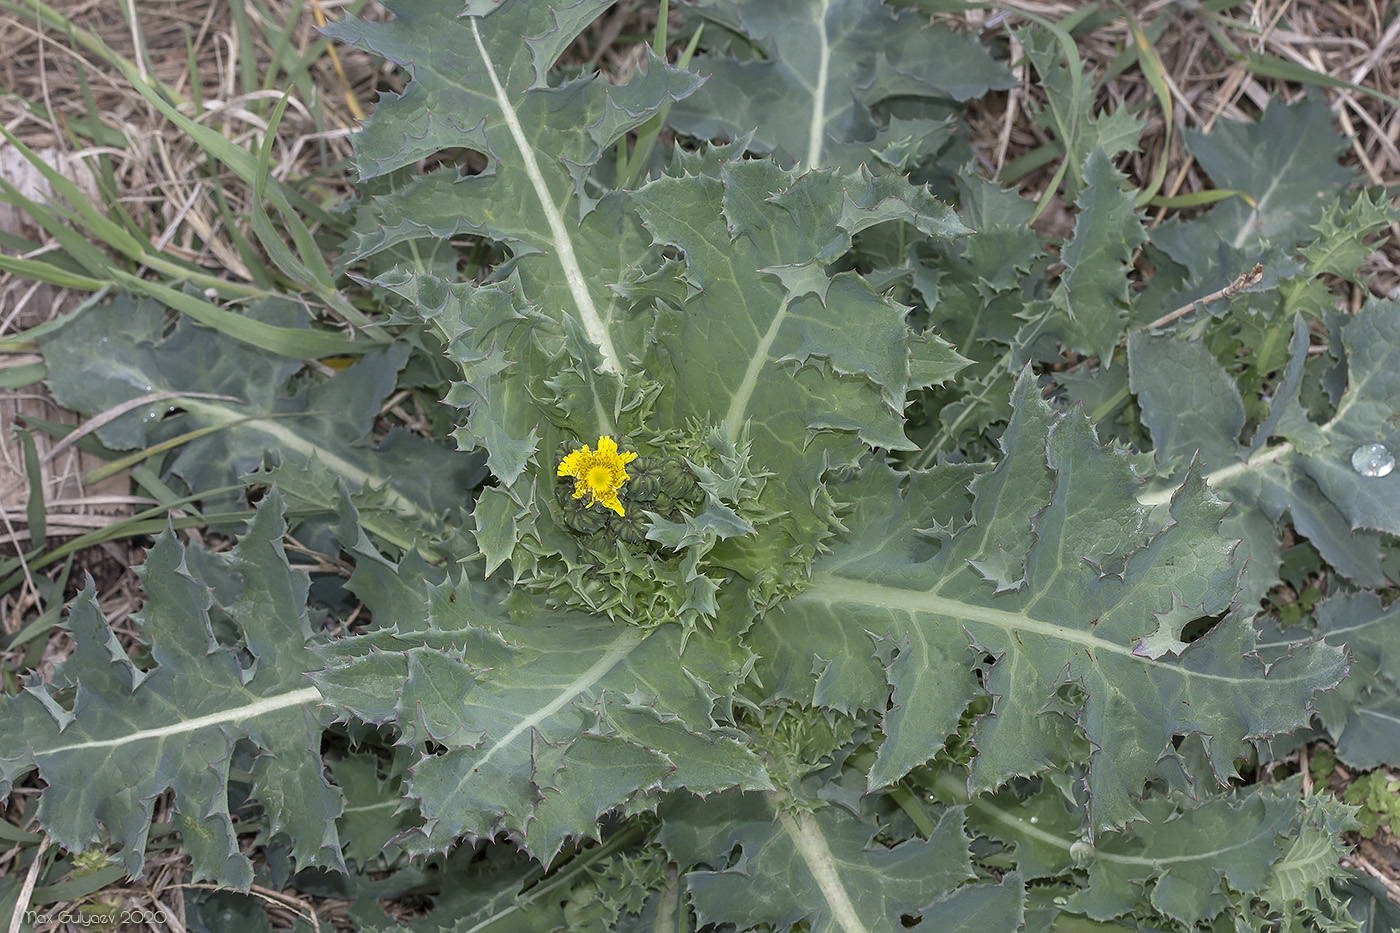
[660,457,699,500]
[564,495,611,534]
[627,456,664,501]
[615,510,649,547]
[582,530,614,554]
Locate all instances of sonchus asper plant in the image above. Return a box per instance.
[8,0,1400,929]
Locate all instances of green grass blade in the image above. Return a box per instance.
[6,558,72,651]
[0,124,270,299]
[18,429,46,545]
[1147,189,1251,208]
[0,254,107,291]
[999,140,1064,185]
[0,124,145,258]
[249,94,380,330]
[1242,51,1400,108]
[621,19,704,188]
[93,44,342,232]
[227,0,262,110]
[0,493,248,596]
[70,68,146,241]
[258,0,310,97]
[0,360,48,389]
[1112,2,1172,206]
[252,92,335,293]
[83,414,305,483]
[106,269,375,357]
[184,26,204,115]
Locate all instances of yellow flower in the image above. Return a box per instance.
[557,435,638,516]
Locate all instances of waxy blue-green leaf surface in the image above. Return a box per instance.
[1131,303,1400,600]
[0,492,338,888]
[1258,592,1400,770]
[1016,28,1145,197]
[634,157,968,573]
[9,0,1389,927]
[965,774,1353,928]
[38,293,479,549]
[330,0,700,379]
[313,577,772,859]
[754,370,1345,834]
[670,0,1014,170]
[1049,150,1147,362]
[1185,95,1352,252]
[660,791,975,933]
[340,0,968,600]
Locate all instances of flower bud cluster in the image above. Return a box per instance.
[555,441,701,551]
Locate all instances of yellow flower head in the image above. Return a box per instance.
[557,435,638,516]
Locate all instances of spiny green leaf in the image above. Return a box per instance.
[965,775,1353,929]
[670,0,1013,170]
[1260,791,1361,923]
[756,369,1345,834]
[1257,592,1400,771]
[1132,302,1400,599]
[1070,790,1294,925]
[1184,94,1353,252]
[325,752,414,869]
[329,0,697,181]
[1299,188,1399,284]
[0,491,338,888]
[331,0,701,376]
[1049,149,1147,362]
[340,0,969,610]
[38,293,478,548]
[1015,27,1144,197]
[313,578,771,859]
[633,158,968,574]
[474,485,521,578]
[1127,329,1245,476]
[917,871,1025,933]
[660,792,975,933]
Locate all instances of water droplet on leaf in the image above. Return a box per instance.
[1351,443,1395,478]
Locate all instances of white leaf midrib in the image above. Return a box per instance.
[1135,395,1374,510]
[35,687,321,756]
[777,807,870,933]
[180,400,423,519]
[939,772,1283,868]
[725,296,790,441]
[469,18,624,375]
[1231,140,1304,250]
[463,628,646,777]
[803,576,1292,685]
[805,0,834,168]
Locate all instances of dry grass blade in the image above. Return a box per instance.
[1143,263,1266,331]
[7,835,50,933]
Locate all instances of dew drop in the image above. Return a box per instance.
[1029,816,1038,824]
[1351,443,1395,478]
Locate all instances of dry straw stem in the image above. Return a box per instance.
[1143,262,1265,331]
